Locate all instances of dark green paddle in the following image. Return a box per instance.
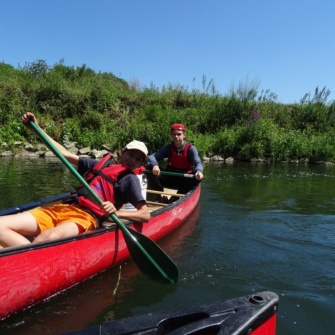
[145,170,195,178]
[29,121,178,284]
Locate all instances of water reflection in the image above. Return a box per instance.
[0,157,76,209]
[1,159,335,334]
[207,162,335,215]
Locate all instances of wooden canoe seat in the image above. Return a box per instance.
[146,190,184,198]
[146,200,169,207]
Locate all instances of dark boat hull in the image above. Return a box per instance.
[0,184,201,320]
[62,291,278,335]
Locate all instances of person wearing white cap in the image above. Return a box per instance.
[0,113,150,248]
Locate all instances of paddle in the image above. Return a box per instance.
[145,170,195,178]
[29,121,178,284]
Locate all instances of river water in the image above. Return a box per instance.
[0,157,334,335]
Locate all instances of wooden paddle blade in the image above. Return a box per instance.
[123,228,179,284]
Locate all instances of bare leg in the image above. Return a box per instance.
[34,221,82,243]
[0,212,40,248]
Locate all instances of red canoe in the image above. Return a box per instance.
[0,184,201,320]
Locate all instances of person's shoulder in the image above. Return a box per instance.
[79,156,96,163]
[79,156,98,166]
[187,143,200,156]
[187,142,199,149]
[185,142,194,150]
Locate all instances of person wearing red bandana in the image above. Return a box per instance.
[147,123,204,202]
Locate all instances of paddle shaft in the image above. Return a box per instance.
[145,170,195,178]
[29,121,176,284]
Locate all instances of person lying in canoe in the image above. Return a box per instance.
[0,112,150,248]
[146,123,204,202]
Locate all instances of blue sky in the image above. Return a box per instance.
[1,0,334,103]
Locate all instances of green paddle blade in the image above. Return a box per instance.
[124,228,179,284]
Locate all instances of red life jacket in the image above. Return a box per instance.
[76,154,145,218]
[167,142,193,173]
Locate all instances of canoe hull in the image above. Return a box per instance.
[0,184,200,320]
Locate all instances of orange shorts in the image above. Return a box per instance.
[29,204,97,232]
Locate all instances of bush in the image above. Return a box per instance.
[2,60,335,163]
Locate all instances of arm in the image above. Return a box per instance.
[116,201,150,222]
[22,112,79,166]
[188,146,204,181]
[100,201,150,222]
[147,144,171,176]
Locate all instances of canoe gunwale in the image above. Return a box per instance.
[0,184,199,257]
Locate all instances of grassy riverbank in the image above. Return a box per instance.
[1,60,335,162]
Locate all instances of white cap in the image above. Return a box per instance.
[125,140,148,157]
